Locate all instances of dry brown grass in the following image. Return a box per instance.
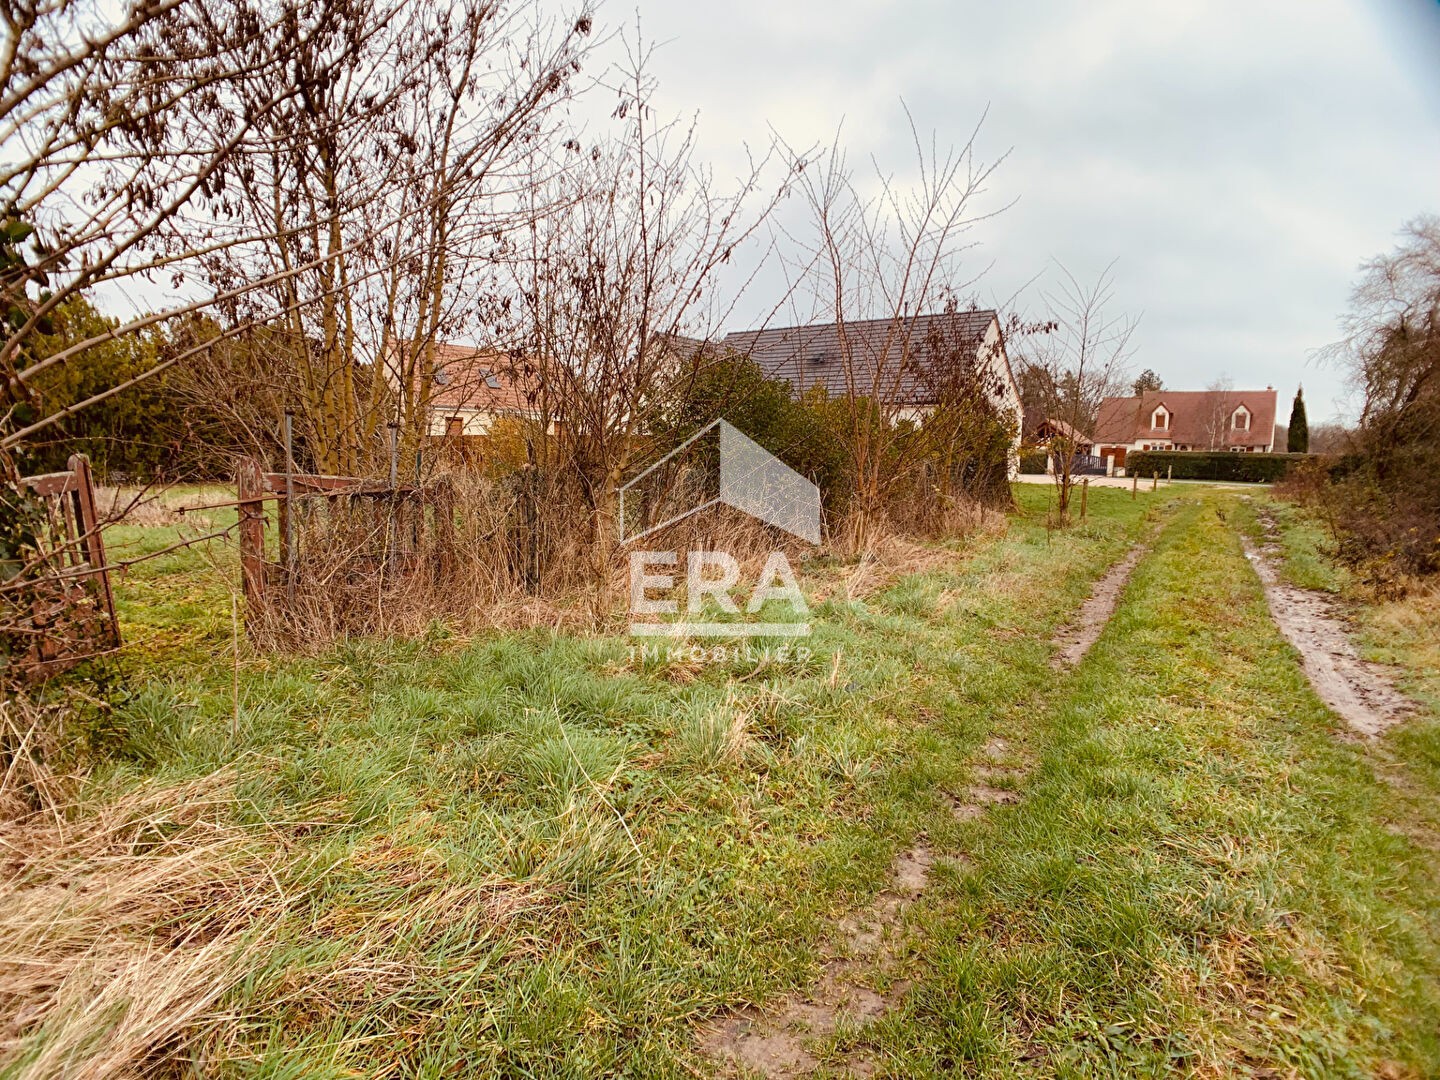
[815,500,1006,602]
[0,696,69,821]
[1364,582,1440,706]
[1,691,555,1077]
[94,486,195,528]
[249,476,845,649]
[0,757,287,1080]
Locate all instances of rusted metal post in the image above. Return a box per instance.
[432,475,455,579]
[237,457,266,626]
[282,411,296,606]
[67,454,119,646]
[386,423,399,574]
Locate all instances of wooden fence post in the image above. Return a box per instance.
[67,453,119,647]
[237,457,266,625]
[1152,471,1158,492]
[1131,473,1137,500]
[1080,477,1089,521]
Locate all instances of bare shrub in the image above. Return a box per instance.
[1015,263,1136,523]
[248,471,590,648]
[1303,215,1440,585]
[775,114,1016,547]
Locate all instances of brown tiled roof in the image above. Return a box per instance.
[1094,389,1278,449]
[409,337,708,415]
[422,344,541,414]
[720,310,1003,405]
[1032,417,1091,443]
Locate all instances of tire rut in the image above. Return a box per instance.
[1243,521,1413,737]
[1050,544,1147,669]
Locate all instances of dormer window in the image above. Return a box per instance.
[434,367,450,386]
[1151,406,1169,431]
[1231,405,1250,431]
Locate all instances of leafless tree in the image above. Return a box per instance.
[1332,214,1439,436]
[180,0,594,474]
[503,41,787,582]
[1306,422,1352,455]
[1019,263,1136,522]
[1313,215,1440,577]
[2,0,594,477]
[2,0,365,462]
[1202,374,1236,450]
[777,111,1009,547]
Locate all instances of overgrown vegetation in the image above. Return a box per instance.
[5,484,1440,1075]
[1288,216,1440,585]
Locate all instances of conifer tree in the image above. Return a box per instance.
[1287,386,1309,453]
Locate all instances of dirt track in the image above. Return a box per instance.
[1051,544,1147,669]
[1244,535,1412,737]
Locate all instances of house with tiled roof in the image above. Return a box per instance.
[1029,416,1093,453]
[402,344,543,438]
[720,309,1022,444]
[1093,388,1278,473]
[394,335,713,443]
[391,316,1021,467]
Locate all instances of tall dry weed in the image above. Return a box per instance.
[0,756,287,1079]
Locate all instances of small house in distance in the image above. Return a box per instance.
[721,309,1022,450]
[1093,388,1278,474]
[1029,417,1093,455]
[411,344,545,438]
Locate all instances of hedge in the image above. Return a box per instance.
[1018,450,1048,475]
[1126,450,1308,483]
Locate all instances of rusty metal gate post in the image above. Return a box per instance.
[237,457,267,628]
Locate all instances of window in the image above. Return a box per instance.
[1151,406,1168,430]
[1231,406,1250,431]
[445,416,464,438]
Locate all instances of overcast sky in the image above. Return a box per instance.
[617,0,1440,423]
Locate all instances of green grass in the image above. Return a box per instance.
[1256,494,1440,870]
[850,500,1440,1077]
[37,482,1440,1076]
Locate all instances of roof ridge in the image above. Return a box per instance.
[722,309,997,340]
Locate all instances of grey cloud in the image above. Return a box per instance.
[625,0,1439,421]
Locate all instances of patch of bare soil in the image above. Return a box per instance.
[697,846,935,1078]
[1243,531,1413,737]
[947,738,1027,822]
[698,736,1029,1076]
[1051,545,1147,669]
